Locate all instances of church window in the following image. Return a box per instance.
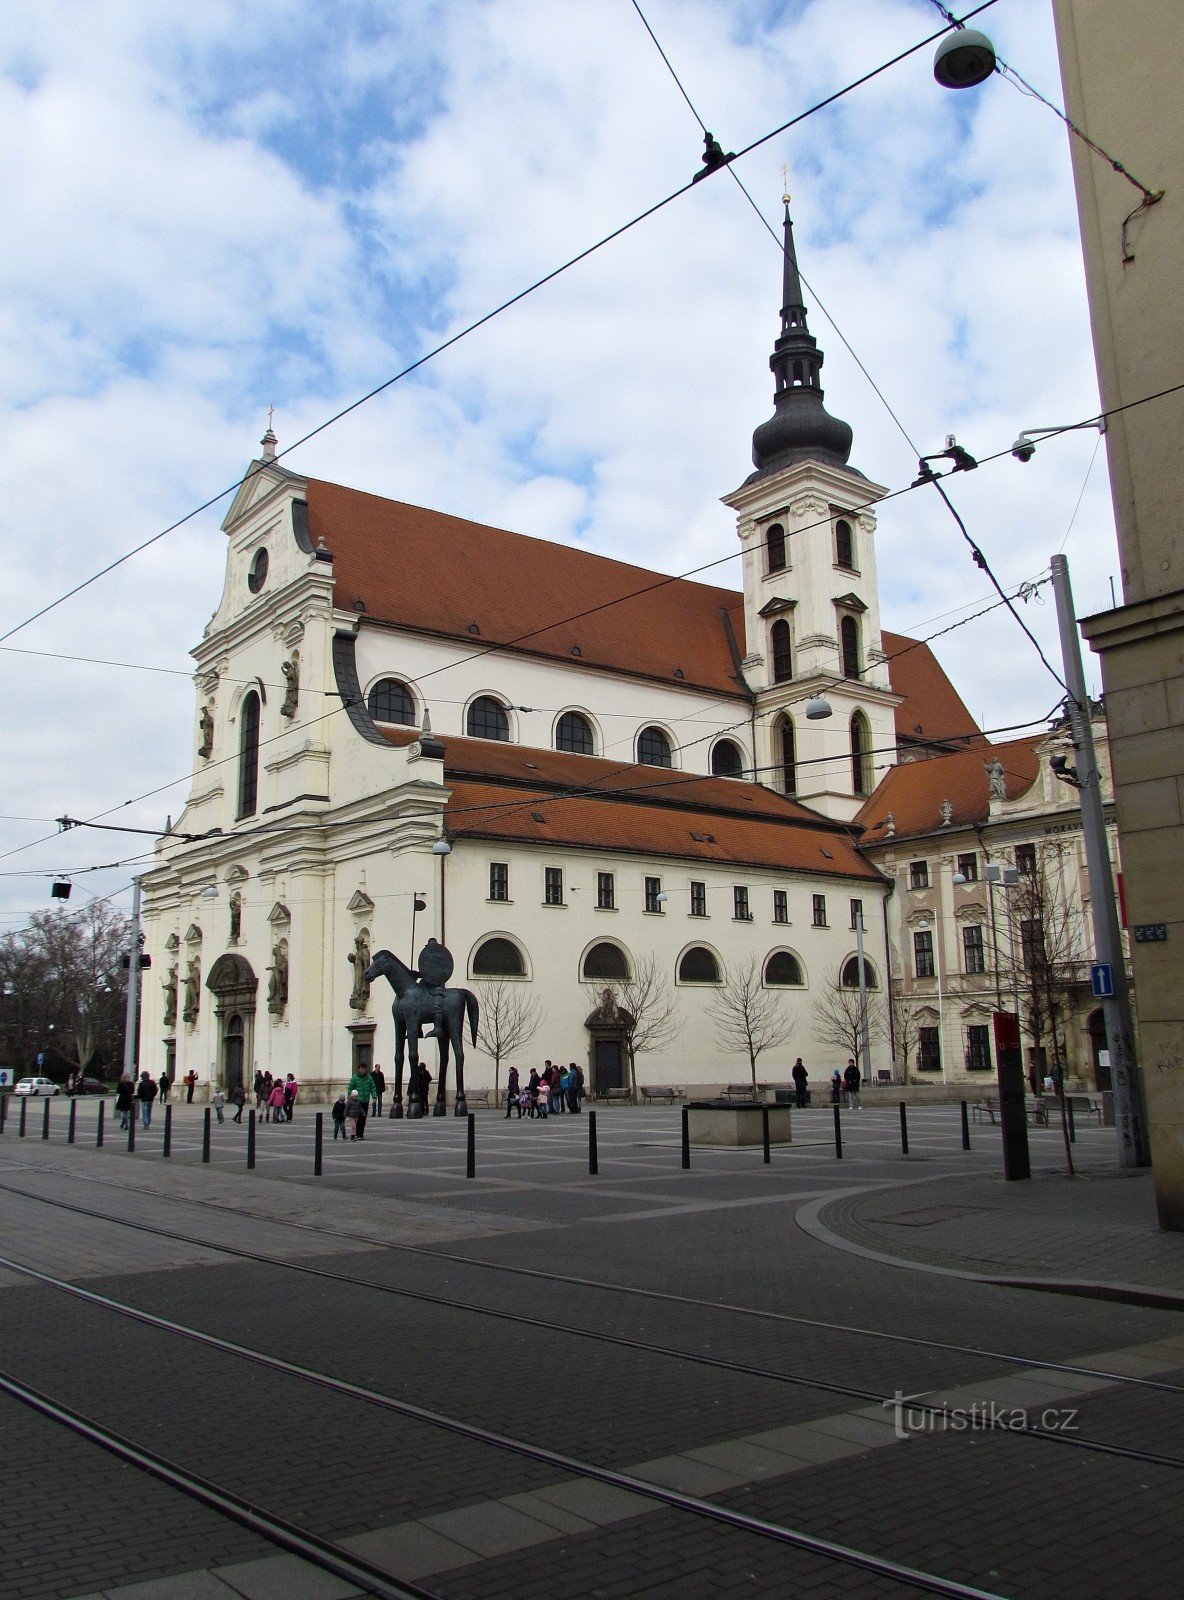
[582,942,630,981]
[770,619,793,684]
[637,726,673,767]
[779,716,797,795]
[247,548,269,593]
[773,890,788,924]
[237,692,260,819]
[555,710,595,755]
[472,937,526,977]
[835,519,855,570]
[711,739,744,779]
[597,871,615,909]
[489,863,509,902]
[850,712,872,797]
[644,875,664,913]
[914,930,935,978]
[678,946,721,984]
[467,696,510,741]
[367,678,416,725]
[840,615,861,679]
[733,886,752,921]
[812,894,827,927]
[766,523,786,573]
[690,881,707,917]
[764,951,804,987]
[842,956,878,989]
[544,867,564,906]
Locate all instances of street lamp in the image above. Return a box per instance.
[431,839,451,945]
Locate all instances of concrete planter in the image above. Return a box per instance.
[686,1101,791,1146]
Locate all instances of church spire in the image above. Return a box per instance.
[750,196,853,475]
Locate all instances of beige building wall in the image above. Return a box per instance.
[1052,0,1184,1224]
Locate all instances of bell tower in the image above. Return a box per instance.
[722,194,898,821]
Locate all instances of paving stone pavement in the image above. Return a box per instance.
[2,1102,1183,1599]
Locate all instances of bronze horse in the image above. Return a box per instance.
[363,947,479,1117]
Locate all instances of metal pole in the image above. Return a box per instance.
[855,911,872,1083]
[899,1101,909,1155]
[19,1098,27,1138]
[96,1099,104,1147]
[0,1093,6,1133]
[833,1102,843,1159]
[121,879,142,1084]
[127,1111,135,1152]
[202,1106,211,1163]
[163,1104,172,1158]
[314,1111,323,1176]
[589,1109,599,1174]
[961,1100,971,1151]
[1067,1098,1077,1145]
[466,1112,475,1179]
[42,1099,50,1141]
[247,1109,256,1170]
[681,1106,690,1169]
[68,1098,76,1144]
[761,1105,771,1164]
[1050,554,1149,1167]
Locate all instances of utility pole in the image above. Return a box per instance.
[854,909,873,1084]
[1050,554,1149,1168]
[122,878,142,1083]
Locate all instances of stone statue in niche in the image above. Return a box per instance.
[985,759,1006,801]
[182,957,201,1024]
[198,705,214,758]
[280,651,300,718]
[229,892,242,943]
[348,929,371,1012]
[267,944,289,1015]
[162,965,178,1030]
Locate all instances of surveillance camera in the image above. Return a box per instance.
[1011,437,1036,463]
[1050,754,1068,774]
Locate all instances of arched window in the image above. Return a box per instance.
[367,678,416,725]
[766,523,786,573]
[467,696,510,741]
[472,937,526,977]
[779,715,797,796]
[840,614,860,679]
[237,692,260,819]
[678,946,721,984]
[637,726,673,767]
[841,956,878,989]
[850,711,872,797]
[555,710,595,755]
[764,951,804,987]
[711,739,744,779]
[835,518,855,570]
[582,942,630,981]
[770,619,793,684]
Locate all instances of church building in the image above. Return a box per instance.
[141,203,987,1102]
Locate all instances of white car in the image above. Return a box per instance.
[14,1076,60,1096]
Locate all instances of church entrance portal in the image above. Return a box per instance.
[594,1039,624,1095]
[206,953,258,1095]
[584,988,634,1099]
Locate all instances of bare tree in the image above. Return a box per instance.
[475,980,544,1101]
[2,902,131,1078]
[814,964,886,1079]
[706,955,795,1092]
[889,990,924,1084]
[586,952,683,1101]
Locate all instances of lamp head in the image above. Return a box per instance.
[933,28,996,89]
[431,839,452,857]
[805,694,832,720]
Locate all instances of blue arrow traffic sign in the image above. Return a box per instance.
[1090,962,1114,999]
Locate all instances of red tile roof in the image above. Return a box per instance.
[855,736,1042,844]
[381,729,882,881]
[880,631,984,750]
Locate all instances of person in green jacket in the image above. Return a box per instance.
[346,1064,378,1140]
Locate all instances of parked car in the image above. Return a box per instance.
[70,1076,109,1095]
[14,1076,61,1096]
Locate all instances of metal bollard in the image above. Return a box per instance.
[833,1103,843,1160]
[681,1106,690,1170]
[1067,1098,1076,1144]
[899,1101,909,1156]
[247,1109,256,1170]
[128,1113,135,1152]
[761,1105,771,1164]
[960,1100,971,1151]
[466,1112,475,1179]
[202,1107,211,1164]
[314,1112,323,1176]
[42,1099,51,1141]
[96,1100,104,1147]
[68,1098,77,1145]
[0,1092,6,1133]
[589,1109,599,1175]
[163,1104,172,1158]
[19,1098,27,1138]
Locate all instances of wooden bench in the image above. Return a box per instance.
[640,1085,680,1105]
[722,1084,760,1103]
[971,1097,1049,1127]
[464,1088,492,1108]
[601,1086,633,1103]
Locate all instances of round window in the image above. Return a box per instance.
[248,548,270,593]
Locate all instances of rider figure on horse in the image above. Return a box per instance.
[416,938,453,1038]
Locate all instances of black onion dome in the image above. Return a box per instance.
[750,203,853,475]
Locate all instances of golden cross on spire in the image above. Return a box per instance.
[267,403,275,432]
[781,163,790,206]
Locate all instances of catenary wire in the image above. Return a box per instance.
[0,3,1001,652]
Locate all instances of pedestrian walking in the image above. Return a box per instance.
[283,1073,299,1122]
[791,1057,808,1109]
[183,1069,197,1103]
[254,1069,266,1110]
[843,1058,862,1110]
[331,1094,348,1139]
[344,1091,361,1140]
[266,1080,285,1122]
[136,1071,158,1128]
[505,1065,521,1117]
[115,1074,135,1131]
[230,1082,247,1123]
[213,1088,226,1124]
[372,1064,386,1117]
[158,1071,170,1104]
[346,1063,377,1138]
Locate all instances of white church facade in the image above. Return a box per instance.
[140,205,988,1103]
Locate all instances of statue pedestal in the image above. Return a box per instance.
[686,1101,791,1146]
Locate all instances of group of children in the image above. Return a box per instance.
[505,1060,584,1119]
[253,1070,299,1121]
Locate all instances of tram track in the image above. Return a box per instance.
[2,1177,1183,1474]
[3,1161,1182,1400]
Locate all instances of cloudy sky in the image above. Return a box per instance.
[0,0,1126,929]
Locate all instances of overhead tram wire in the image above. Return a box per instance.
[0,2,1002,653]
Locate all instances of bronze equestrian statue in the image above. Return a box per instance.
[364,940,479,1117]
